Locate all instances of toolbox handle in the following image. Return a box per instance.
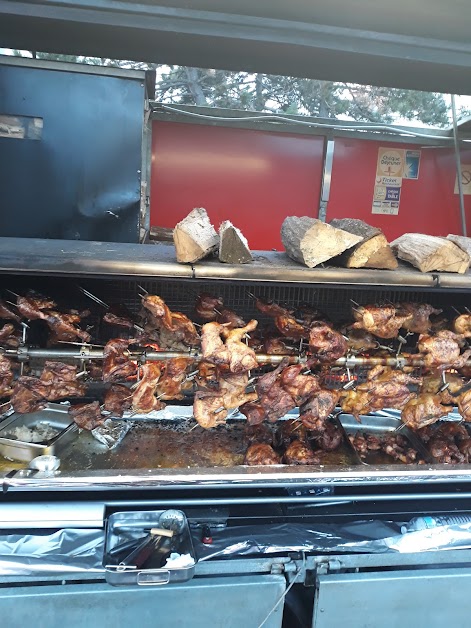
[137,570,171,586]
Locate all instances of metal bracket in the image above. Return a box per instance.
[318,136,335,222]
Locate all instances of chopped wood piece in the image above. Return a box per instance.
[329,218,398,270]
[281,216,362,268]
[219,220,253,264]
[447,234,471,262]
[150,225,174,242]
[391,233,470,274]
[173,208,219,264]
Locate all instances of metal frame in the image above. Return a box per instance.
[150,103,465,145]
[3,1,471,95]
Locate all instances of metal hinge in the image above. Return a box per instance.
[316,558,343,576]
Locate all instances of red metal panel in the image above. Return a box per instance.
[150,121,471,250]
[150,121,325,250]
[327,138,471,239]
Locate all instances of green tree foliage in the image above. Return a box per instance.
[12,51,464,126]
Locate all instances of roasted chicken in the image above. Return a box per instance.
[352,304,412,339]
[401,393,451,430]
[244,443,281,465]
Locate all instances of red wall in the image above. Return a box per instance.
[150,120,471,249]
[150,121,324,250]
[328,138,471,241]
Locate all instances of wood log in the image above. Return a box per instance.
[173,207,219,264]
[391,233,470,273]
[218,220,253,264]
[447,234,471,262]
[281,216,362,268]
[150,225,174,242]
[329,218,398,270]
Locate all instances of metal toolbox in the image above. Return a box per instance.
[0,403,77,463]
[338,412,433,465]
[104,510,197,587]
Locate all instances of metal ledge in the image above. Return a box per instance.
[1,237,470,289]
[0,237,193,279]
[194,251,439,289]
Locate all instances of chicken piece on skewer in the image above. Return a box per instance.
[142,295,199,346]
[46,311,92,344]
[255,297,291,318]
[239,401,267,425]
[16,293,56,316]
[217,308,246,329]
[69,401,104,430]
[223,320,259,373]
[196,360,219,390]
[399,303,443,334]
[284,440,323,465]
[0,355,14,398]
[255,297,308,340]
[279,365,320,405]
[256,359,296,422]
[103,311,134,329]
[132,363,165,414]
[263,336,296,355]
[244,443,281,465]
[457,388,471,422]
[308,322,347,363]
[0,300,21,323]
[274,315,307,340]
[201,322,230,367]
[155,357,193,401]
[341,327,377,353]
[39,361,87,400]
[418,330,471,370]
[103,339,137,383]
[422,372,465,406]
[453,314,471,338]
[341,389,372,421]
[0,323,21,348]
[193,391,228,429]
[10,376,50,413]
[352,304,413,339]
[295,305,325,326]
[401,393,452,430]
[103,384,132,417]
[300,389,340,430]
[195,293,224,321]
[355,365,419,414]
[16,295,91,343]
[218,372,258,409]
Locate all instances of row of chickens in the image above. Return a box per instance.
[0,291,470,437]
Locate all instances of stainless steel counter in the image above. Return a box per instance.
[1,236,470,289]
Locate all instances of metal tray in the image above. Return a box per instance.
[104,510,196,587]
[338,413,433,465]
[0,403,77,463]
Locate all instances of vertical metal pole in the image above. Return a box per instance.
[318,135,335,222]
[451,94,467,236]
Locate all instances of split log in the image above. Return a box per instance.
[329,218,398,270]
[219,220,253,264]
[447,234,471,263]
[150,225,174,242]
[281,216,362,268]
[391,233,470,273]
[173,207,219,264]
